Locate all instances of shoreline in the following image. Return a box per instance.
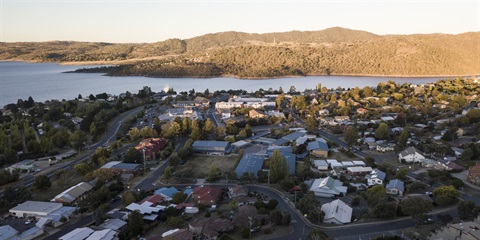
[2,60,478,79]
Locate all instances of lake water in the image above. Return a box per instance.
[0,61,443,107]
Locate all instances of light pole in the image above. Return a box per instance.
[142,142,146,175]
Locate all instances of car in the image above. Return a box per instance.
[425,191,433,196]
[25,220,32,225]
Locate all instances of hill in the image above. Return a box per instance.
[0,28,478,77]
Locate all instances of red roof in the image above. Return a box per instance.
[139,194,164,205]
[193,186,222,205]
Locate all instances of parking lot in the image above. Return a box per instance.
[0,216,37,233]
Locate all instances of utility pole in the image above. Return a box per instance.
[142,142,146,175]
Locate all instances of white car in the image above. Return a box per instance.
[25,220,32,225]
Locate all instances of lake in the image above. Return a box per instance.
[0,61,443,107]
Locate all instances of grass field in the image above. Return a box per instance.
[176,154,239,178]
[31,169,85,202]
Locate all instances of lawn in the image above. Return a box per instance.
[176,154,239,178]
[31,168,85,202]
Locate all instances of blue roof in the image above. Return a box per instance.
[154,187,179,198]
[271,138,289,146]
[386,179,405,192]
[307,140,329,151]
[282,131,306,142]
[235,154,265,178]
[111,163,141,170]
[184,189,193,196]
[192,141,229,148]
[267,145,293,153]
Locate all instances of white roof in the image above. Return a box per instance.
[10,201,63,214]
[352,161,366,166]
[326,159,339,164]
[59,227,94,240]
[99,218,126,231]
[86,229,116,240]
[341,161,354,167]
[126,202,164,215]
[313,160,328,166]
[321,199,352,224]
[0,225,19,240]
[347,166,373,173]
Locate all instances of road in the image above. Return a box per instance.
[18,106,145,189]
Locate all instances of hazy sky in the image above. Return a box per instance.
[1,0,479,43]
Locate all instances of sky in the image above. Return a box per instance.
[1,0,479,43]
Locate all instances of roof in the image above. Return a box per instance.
[98,218,126,231]
[193,186,222,204]
[192,141,229,148]
[85,229,116,240]
[267,145,293,153]
[370,169,386,180]
[235,154,265,177]
[10,201,63,214]
[399,146,423,158]
[313,160,328,167]
[347,166,373,173]
[268,152,296,174]
[271,138,289,146]
[139,194,164,205]
[194,96,210,104]
[386,179,405,192]
[0,225,18,239]
[154,187,179,198]
[59,227,94,240]
[126,202,165,214]
[307,140,329,151]
[352,161,366,166]
[469,162,480,177]
[309,177,347,195]
[110,162,141,170]
[321,199,353,224]
[282,131,306,142]
[232,140,250,148]
[52,182,93,203]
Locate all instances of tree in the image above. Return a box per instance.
[372,202,397,219]
[269,150,288,183]
[74,162,91,176]
[163,166,172,183]
[396,130,410,151]
[344,126,358,149]
[70,130,86,151]
[295,192,319,214]
[189,120,203,140]
[124,147,141,163]
[305,115,318,133]
[306,228,328,240]
[124,211,145,239]
[169,152,181,167]
[433,185,459,206]
[457,200,477,219]
[394,168,407,180]
[245,124,253,137]
[203,118,215,134]
[281,212,292,225]
[172,192,187,204]
[34,175,51,189]
[400,197,433,223]
[365,185,386,207]
[375,122,390,140]
[269,209,283,225]
[122,191,138,207]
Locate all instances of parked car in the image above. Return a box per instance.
[25,220,32,225]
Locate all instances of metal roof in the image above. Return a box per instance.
[10,201,63,214]
[235,154,265,177]
[192,141,229,148]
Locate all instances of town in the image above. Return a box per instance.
[0,77,480,240]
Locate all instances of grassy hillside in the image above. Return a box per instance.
[1,28,478,77]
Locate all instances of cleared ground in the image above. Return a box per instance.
[176,154,239,178]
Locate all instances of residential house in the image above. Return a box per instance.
[192,186,222,206]
[248,109,267,119]
[421,158,437,168]
[228,186,248,198]
[98,218,127,232]
[318,109,330,115]
[428,216,480,240]
[356,108,368,115]
[313,160,329,171]
[101,161,141,175]
[6,159,36,173]
[51,182,93,204]
[398,147,425,163]
[376,144,394,152]
[347,166,373,176]
[193,96,210,108]
[367,169,386,186]
[173,101,195,108]
[188,218,234,239]
[309,176,347,198]
[154,187,179,201]
[386,179,405,196]
[139,194,164,206]
[265,110,285,118]
[0,225,19,240]
[162,228,194,240]
[307,139,329,158]
[321,199,353,225]
[134,138,166,160]
[468,162,480,185]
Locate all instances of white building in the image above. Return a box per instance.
[313,160,329,171]
[386,179,405,196]
[309,177,347,198]
[367,169,386,186]
[398,147,425,163]
[321,199,353,225]
[10,201,63,219]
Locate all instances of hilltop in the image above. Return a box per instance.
[1,27,478,78]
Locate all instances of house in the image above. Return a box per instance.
[0,225,19,240]
[192,141,231,154]
[101,161,141,174]
[319,109,330,115]
[468,162,480,185]
[451,147,464,157]
[134,138,166,160]
[428,216,480,240]
[139,194,164,206]
[249,109,267,119]
[162,228,194,240]
[321,199,353,225]
[6,159,36,173]
[173,101,195,108]
[98,218,127,231]
[398,147,425,163]
[347,166,373,175]
[228,186,248,198]
[356,108,368,115]
[194,96,210,108]
[51,182,93,204]
[309,176,347,198]
[307,139,329,158]
[421,158,437,168]
[367,169,386,186]
[192,186,222,206]
[386,179,405,196]
[234,154,265,178]
[154,187,179,201]
[188,218,234,239]
[376,144,394,152]
[10,201,63,219]
[313,160,329,171]
[59,227,95,240]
